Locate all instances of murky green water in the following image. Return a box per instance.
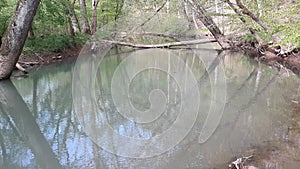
[0,48,299,169]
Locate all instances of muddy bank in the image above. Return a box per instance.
[238,42,300,76]
[15,41,300,79]
[17,46,82,70]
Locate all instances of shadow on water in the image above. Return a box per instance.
[0,80,63,169]
[0,48,299,169]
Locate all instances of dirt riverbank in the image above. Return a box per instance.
[17,46,82,70]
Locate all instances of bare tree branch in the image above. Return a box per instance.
[235,0,270,31]
[225,0,246,23]
[131,1,167,32]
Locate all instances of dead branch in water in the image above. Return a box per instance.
[101,39,217,49]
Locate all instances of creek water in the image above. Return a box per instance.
[0,47,299,169]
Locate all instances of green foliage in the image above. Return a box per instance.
[228,0,300,47]
[34,0,68,36]
[0,0,7,10]
[248,0,300,47]
[0,0,127,53]
[0,0,16,37]
[97,0,125,26]
[256,30,273,42]
[239,33,256,42]
[23,33,90,54]
[274,22,300,47]
[266,1,300,47]
[1,0,299,54]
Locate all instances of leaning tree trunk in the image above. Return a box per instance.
[0,0,41,80]
[188,0,231,49]
[78,0,91,34]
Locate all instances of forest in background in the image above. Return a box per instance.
[0,0,124,53]
[0,1,299,168]
[0,0,299,53]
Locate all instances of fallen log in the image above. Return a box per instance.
[101,39,217,49]
[118,32,209,40]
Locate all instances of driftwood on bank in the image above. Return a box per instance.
[101,39,217,49]
[15,63,28,73]
[18,61,39,65]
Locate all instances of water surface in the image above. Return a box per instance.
[0,48,299,169]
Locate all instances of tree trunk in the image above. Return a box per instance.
[0,0,41,80]
[91,0,99,34]
[66,1,77,37]
[188,0,231,49]
[69,0,80,33]
[78,0,91,34]
[192,11,200,29]
[68,14,76,37]
[182,0,192,30]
